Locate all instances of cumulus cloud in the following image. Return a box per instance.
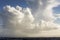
[0,0,60,37]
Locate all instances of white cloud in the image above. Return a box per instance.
[54,14,60,18]
[0,0,60,37]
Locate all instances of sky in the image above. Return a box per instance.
[0,0,60,25]
[0,0,60,37]
[53,5,60,14]
[0,0,27,25]
[0,0,60,13]
[0,0,60,26]
[0,0,59,12]
[0,0,60,24]
[0,0,28,12]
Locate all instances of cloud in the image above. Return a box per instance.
[25,0,60,22]
[0,0,60,37]
[54,14,60,18]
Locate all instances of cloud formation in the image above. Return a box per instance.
[26,0,60,22]
[0,0,60,37]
